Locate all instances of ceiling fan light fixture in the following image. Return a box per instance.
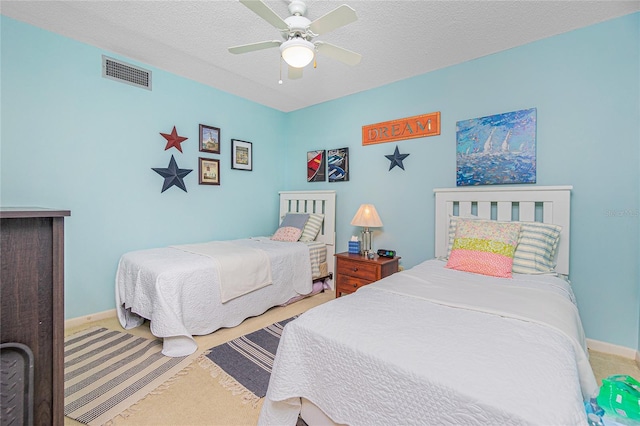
[280,38,315,68]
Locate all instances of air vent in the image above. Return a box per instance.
[102,55,152,90]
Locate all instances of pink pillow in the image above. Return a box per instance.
[446,219,521,278]
[271,226,302,242]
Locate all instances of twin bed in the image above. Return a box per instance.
[115,190,336,357]
[259,186,598,425]
[116,185,596,425]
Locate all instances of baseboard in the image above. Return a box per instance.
[65,309,117,330]
[587,338,638,360]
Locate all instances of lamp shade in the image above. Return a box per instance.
[280,38,315,68]
[350,204,383,228]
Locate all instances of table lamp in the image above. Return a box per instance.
[350,204,383,257]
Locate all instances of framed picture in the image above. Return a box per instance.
[307,150,326,182]
[328,147,349,182]
[198,157,220,185]
[231,139,252,171]
[456,108,537,186]
[199,124,220,154]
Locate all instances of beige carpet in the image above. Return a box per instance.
[589,350,640,385]
[64,291,640,425]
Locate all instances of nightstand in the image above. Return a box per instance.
[334,252,400,297]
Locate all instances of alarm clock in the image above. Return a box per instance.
[377,249,396,258]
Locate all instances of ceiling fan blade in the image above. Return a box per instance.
[239,0,288,30]
[315,42,361,66]
[288,66,303,80]
[309,5,357,36]
[229,40,281,54]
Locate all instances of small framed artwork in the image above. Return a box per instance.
[328,147,349,182]
[199,124,220,154]
[199,157,220,185]
[307,150,326,182]
[231,139,252,171]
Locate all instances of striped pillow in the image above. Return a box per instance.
[446,219,521,278]
[512,222,562,274]
[299,213,324,242]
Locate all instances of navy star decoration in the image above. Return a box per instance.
[385,145,410,171]
[152,155,193,192]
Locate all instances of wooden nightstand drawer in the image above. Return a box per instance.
[337,258,378,281]
[336,274,370,294]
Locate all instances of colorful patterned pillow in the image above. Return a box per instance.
[271,226,302,242]
[512,222,562,274]
[446,215,481,258]
[299,213,324,242]
[446,219,521,278]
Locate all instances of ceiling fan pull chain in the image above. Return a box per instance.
[279,56,283,84]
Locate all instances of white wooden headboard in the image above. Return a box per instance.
[434,186,572,275]
[279,190,336,283]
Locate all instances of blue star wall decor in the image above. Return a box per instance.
[385,145,410,171]
[152,155,193,192]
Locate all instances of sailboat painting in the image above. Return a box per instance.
[456,108,537,186]
[307,150,326,182]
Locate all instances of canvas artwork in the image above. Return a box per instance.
[328,148,349,182]
[307,150,326,182]
[456,108,537,186]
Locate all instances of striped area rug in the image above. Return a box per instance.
[64,327,197,425]
[199,316,297,407]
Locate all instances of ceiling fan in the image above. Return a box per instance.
[228,0,361,80]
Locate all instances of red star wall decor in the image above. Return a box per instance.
[160,126,188,153]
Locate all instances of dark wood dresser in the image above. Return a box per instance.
[1,208,70,426]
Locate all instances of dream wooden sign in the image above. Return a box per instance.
[362,112,441,145]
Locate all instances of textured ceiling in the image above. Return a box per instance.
[2,1,639,112]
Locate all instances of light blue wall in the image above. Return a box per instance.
[1,17,287,319]
[284,13,640,349]
[1,13,638,349]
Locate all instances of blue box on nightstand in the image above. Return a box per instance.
[348,241,360,254]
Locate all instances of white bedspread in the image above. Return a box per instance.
[259,259,597,426]
[116,238,311,357]
[171,241,272,303]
